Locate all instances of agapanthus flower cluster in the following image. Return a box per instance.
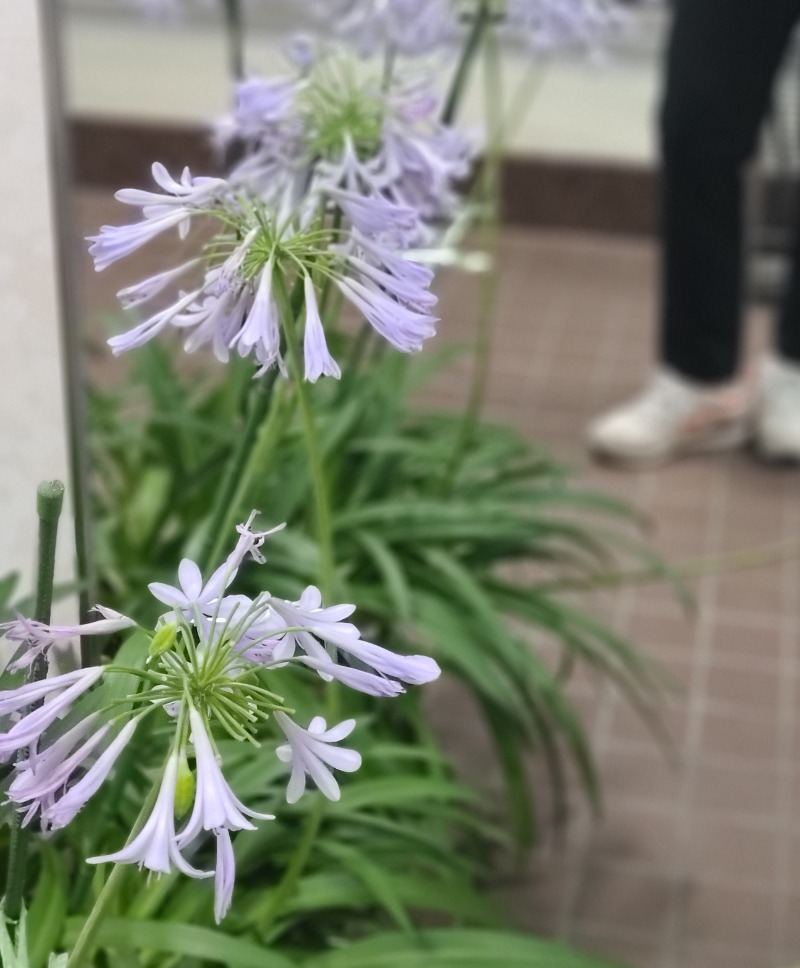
[300,0,458,58]
[0,514,440,922]
[88,159,442,377]
[502,0,623,52]
[222,58,473,238]
[300,0,623,58]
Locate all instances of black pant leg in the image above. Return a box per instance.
[660,0,800,383]
[777,181,800,363]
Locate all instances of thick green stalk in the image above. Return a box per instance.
[257,798,325,937]
[201,377,291,574]
[65,864,128,968]
[220,0,245,82]
[441,0,493,125]
[198,373,277,574]
[439,19,503,494]
[4,481,65,922]
[274,278,337,601]
[257,280,341,935]
[66,775,163,968]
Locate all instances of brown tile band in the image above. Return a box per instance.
[70,116,663,235]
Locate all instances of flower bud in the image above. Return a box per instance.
[174,752,195,819]
[149,622,178,660]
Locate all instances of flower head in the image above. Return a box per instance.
[91,164,441,373]
[1,515,439,921]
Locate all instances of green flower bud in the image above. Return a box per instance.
[149,622,178,660]
[174,753,195,819]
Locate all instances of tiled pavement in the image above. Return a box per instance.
[428,229,800,968]
[76,192,800,968]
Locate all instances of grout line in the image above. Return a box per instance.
[574,915,774,961]
[630,595,792,631]
[660,463,730,968]
[551,287,657,940]
[567,852,789,894]
[552,299,655,940]
[771,494,800,966]
[597,795,792,835]
[605,736,786,772]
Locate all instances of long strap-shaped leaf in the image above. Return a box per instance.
[303,929,627,967]
[62,918,296,968]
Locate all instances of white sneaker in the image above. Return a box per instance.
[756,356,800,462]
[587,369,752,467]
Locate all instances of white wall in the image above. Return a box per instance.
[0,4,75,602]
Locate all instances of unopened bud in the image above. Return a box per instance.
[174,753,195,819]
[149,622,178,660]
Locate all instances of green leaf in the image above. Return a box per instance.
[27,846,68,968]
[317,842,415,933]
[352,530,413,622]
[62,918,297,968]
[303,929,628,967]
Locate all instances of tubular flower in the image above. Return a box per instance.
[88,752,214,878]
[1,607,136,672]
[1,514,439,920]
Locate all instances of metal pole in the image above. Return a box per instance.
[36,0,97,639]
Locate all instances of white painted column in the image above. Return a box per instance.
[0,4,75,604]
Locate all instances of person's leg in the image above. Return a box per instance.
[778,196,800,363]
[759,180,800,459]
[660,0,800,383]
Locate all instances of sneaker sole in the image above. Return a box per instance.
[754,439,800,465]
[589,420,751,470]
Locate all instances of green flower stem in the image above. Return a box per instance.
[257,797,325,938]
[203,378,292,575]
[439,18,502,495]
[65,864,128,968]
[220,0,245,82]
[273,278,337,602]
[4,481,65,922]
[199,372,277,574]
[259,281,341,936]
[441,0,493,126]
[66,752,171,968]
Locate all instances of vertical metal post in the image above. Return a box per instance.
[37,0,97,631]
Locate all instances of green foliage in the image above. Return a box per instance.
[8,331,663,965]
[90,336,665,842]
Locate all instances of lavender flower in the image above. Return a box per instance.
[88,163,227,271]
[1,607,135,672]
[213,829,236,923]
[275,712,361,803]
[9,714,108,825]
[88,752,214,878]
[46,719,140,830]
[0,668,105,761]
[178,707,274,844]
